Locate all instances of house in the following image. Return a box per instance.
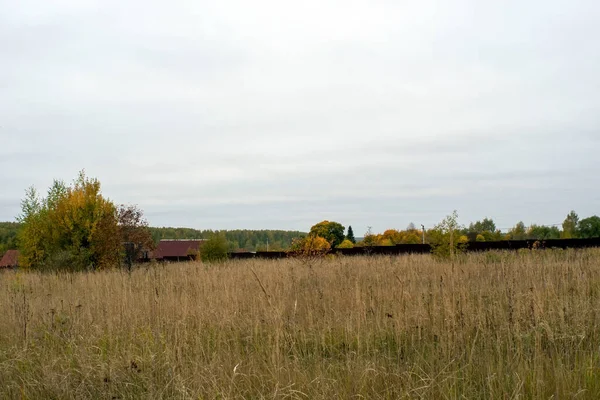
[152,239,206,262]
[0,250,19,269]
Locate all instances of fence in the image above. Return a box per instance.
[228,238,600,260]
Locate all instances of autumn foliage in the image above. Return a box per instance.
[336,239,354,249]
[356,227,423,247]
[17,171,151,271]
[308,221,345,248]
[290,235,331,256]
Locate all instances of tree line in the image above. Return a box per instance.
[0,223,307,259]
[446,211,600,242]
[3,172,600,269]
[289,211,600,255]
[148,227,306,252]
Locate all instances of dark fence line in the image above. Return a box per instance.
[228,238,600,259]
[464,238,600,251]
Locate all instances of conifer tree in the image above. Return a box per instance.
[346,225,356,244]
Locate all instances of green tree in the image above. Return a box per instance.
[481,230,498,241]
[562,210,579,238]
[346,225,356,244]
[17,171,122,271]
[508,221,527,240]
[527,225,560,240]
[200,233,229,263]
[0,222,20,256]
[471,217,496,233]
[17,187,46,268]
[467,218,500,241]
[309,220,345,248]
[578,216,600,238]
[429,210,465,260]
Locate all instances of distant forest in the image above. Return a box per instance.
[0,222,18,256]
[0,222,305,255]
[149,227,306,252]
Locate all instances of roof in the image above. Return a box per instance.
[0,250,19,268]
[153,240,205,259]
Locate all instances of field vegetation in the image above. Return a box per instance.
[2,250,600,399]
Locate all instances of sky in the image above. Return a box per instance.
[1,0,599,234]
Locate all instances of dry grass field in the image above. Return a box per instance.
[2,250,600,399]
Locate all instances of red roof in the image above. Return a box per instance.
[153,240,205,259]
[0,250,19,268]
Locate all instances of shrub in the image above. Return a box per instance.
[336,239,354,249]
[291,235,331,256]
[200,234,229,263]
[429,210,466,260]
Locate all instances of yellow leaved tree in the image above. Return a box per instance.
[290,235,331,257]
[18,171,124,271]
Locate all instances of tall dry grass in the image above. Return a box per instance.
[1,250,600,399]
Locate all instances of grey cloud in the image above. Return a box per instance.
[1,0,599,234]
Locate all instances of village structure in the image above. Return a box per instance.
[151,239,206,262]
[0,239,207,269]
[0,249,19,269]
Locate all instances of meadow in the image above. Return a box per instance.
[1,250,600,399]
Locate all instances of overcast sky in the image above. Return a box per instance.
[1,0,599,234]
